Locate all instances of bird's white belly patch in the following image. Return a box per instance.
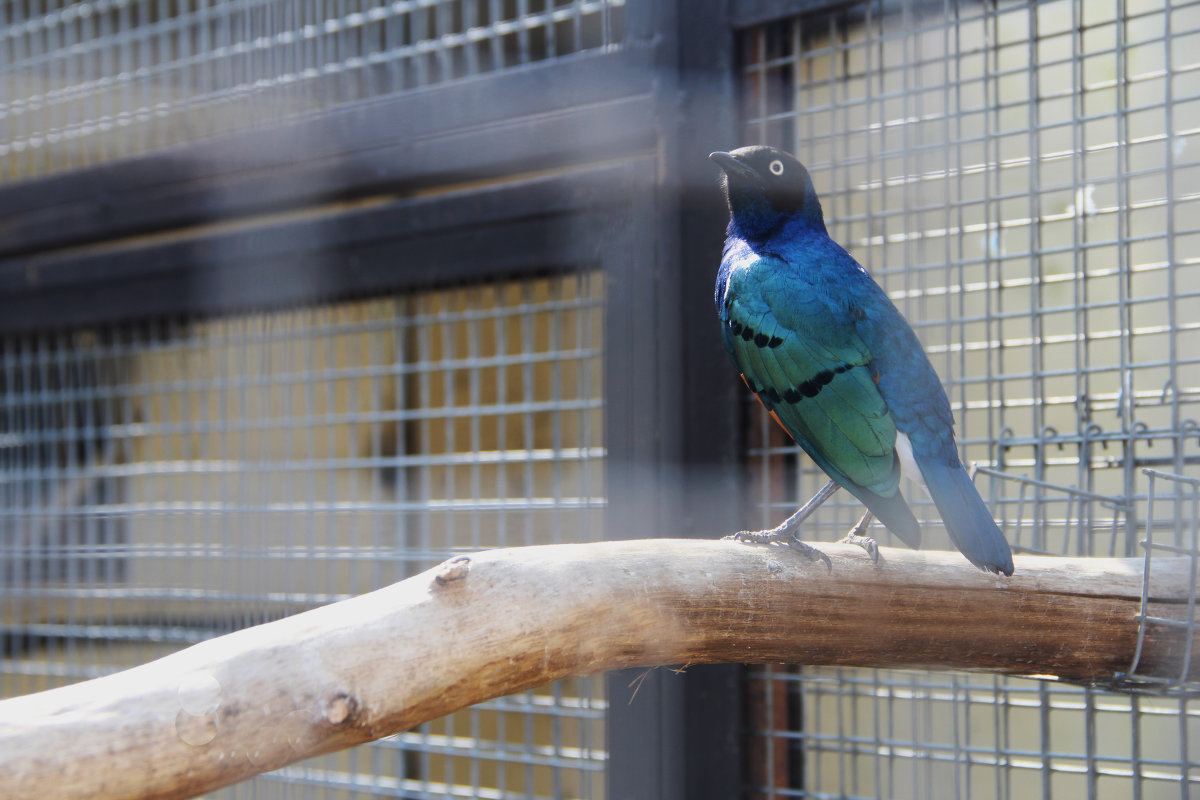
[894,430,928,495]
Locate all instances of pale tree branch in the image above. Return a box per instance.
[0,539,1195,800]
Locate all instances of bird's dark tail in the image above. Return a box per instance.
[915,453,1014,576]
[801,448,923,549]
[866,489,922,549]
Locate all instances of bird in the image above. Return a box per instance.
[710,145,1015,576]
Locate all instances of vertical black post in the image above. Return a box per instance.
[675,2,745,799]
[603,182,687,800]
[605,1,742,799]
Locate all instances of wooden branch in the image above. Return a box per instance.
[0,539,1195,800]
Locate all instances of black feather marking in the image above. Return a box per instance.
[779,363,855,404]
[734,324,784,350]
[799,371,832,398]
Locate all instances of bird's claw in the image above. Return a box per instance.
[789,537,833,571]
[725,528,832,571]
[839,531,879,563]
[723,528,787,544]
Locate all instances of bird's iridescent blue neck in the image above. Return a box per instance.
[725,188,826,246]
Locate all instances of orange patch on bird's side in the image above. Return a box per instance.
[740,374,790,435]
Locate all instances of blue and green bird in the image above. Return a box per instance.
[711,145,1014,576]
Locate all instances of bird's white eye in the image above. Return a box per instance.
[768,159,785,176]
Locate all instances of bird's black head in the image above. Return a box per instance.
[710,146,825,241]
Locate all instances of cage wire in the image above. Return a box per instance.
[0,0,627,182]
[1122,469,1200,694]
[0,273,608,799]
[739,0,1199,797]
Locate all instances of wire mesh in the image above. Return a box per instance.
[1122,468,1200,694]
[0,0,627,182]
[0,271,607,798]
[737,0,1200,796]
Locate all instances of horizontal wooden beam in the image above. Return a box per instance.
[0,539,1194,800]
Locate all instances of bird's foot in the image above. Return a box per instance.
[838,510,879,562]
[723,526,790,545]
[838,531,879,562]
[724,527,832,571]
[786,537,834,570]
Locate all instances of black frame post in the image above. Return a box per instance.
[604,1,743,798]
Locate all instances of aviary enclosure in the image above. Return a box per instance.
[0,0,1196,798]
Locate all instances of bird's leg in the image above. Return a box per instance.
[839,510,879,562]
[724,480,840,568]
[725,480,840,542]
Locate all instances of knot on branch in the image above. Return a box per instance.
[434,555,471,587]
[321,692,358,727]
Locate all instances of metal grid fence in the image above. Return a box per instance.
[0,271,607,798]
[738,0,1199,796]
[0,0,627,182]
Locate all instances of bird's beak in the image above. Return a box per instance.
[709,151,759,183]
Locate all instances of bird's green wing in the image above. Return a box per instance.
[722,260,901,497]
